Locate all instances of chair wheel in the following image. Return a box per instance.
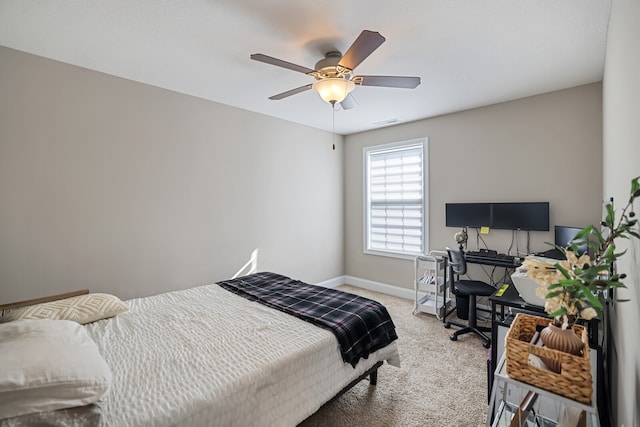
[444,323,451,329]
[450,334,457,341]
[483,341,491,349]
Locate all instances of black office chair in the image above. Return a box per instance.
[444,247,495,348]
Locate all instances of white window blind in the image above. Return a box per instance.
[365,140,426,256]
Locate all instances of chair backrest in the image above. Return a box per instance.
[446,247,468,276]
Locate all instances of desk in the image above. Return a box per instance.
[465,254,521,289]
[488,286,545,365]
[488,284,545,398]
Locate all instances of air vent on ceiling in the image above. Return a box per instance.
[373,118,401,126]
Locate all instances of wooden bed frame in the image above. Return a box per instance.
[0,290,89,311]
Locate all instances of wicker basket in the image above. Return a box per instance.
[505,313,592,404]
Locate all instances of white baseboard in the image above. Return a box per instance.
[315,276,496,322]
[314,276,346,289]
[315,275,413,301]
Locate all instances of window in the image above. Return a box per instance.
[364,138,427,257]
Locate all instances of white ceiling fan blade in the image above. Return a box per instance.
[268,84,313,100]
[354,75,421,89]
[338,30,386,71]
[340,93,357,110]
[251,54,315,74]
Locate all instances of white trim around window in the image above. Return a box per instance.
[363,138,429,259]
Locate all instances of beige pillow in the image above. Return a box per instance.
[0,293,128,324]
[0,319,112,419]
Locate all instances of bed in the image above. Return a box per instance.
[0,272,400,426]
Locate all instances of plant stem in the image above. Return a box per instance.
[595,197,636,262]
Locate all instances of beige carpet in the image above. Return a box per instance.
[299,285,490,427]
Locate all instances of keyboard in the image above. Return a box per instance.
[465,251,516,264]
[495,253,516,263]
[465,250,497,259]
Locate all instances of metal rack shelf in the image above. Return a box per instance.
[487,355,599,427]
[414,250,452,320]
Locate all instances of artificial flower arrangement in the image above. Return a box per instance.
[523,176,640,331]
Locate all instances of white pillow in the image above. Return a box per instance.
[0,293,128,324]
[0,319,112,419]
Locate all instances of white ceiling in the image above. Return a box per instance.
[0,0,611,135]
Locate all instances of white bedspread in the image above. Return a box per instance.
[2,284,399,426]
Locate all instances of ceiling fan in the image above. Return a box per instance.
[250,30,421,110]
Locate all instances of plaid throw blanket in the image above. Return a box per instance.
[217,272,398,368]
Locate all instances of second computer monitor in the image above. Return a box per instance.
[491,202,550,231]
[445,203,491,228]
[555,225,587,255]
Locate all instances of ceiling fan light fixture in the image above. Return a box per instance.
[312,78,355,104]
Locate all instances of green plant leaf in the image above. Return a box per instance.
[554,263,571,279]
[603,244,616,258]
[606,202,615,228]
[588,227,606,245]
[630,176,640,200]
[577,283,601,307]
[545,289,565,298]
[548,307,568,318]
[590,297,603,311]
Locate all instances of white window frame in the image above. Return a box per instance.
[363,138,428,259]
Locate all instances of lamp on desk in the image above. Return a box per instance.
[454,227,468,250]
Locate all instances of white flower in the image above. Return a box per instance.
[581,307,598,320]
[522,252,594,326]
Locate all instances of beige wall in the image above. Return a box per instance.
[0,46,344,303]
[603,0,640,425]
[344,84,603,290]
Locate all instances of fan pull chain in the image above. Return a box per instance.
[332,106,336,150]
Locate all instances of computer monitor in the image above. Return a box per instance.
[491,202,550,231]
[445,203,491,228]
[555,225,587,255]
